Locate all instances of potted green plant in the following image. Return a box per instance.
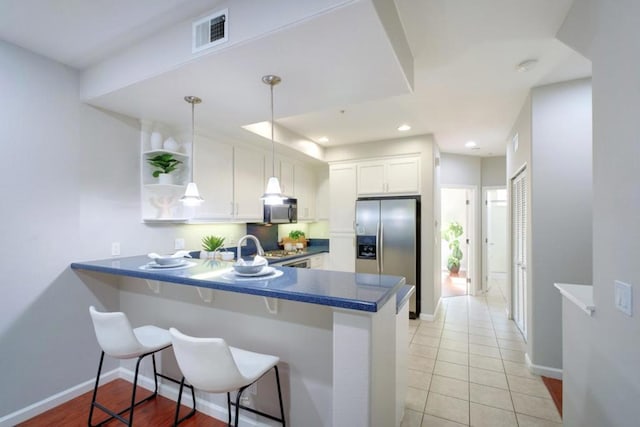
[201,235,225,259]
[147,153,182,184]
[288,230,306,251]
[442,221,464,275]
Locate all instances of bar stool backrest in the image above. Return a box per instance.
[89,306,143,359]
[170,328,246,393]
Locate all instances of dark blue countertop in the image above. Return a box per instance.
[71,255,404,313]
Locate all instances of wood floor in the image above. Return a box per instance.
[541,376,563,417]
[18,379,226,427]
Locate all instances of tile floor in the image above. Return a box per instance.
[402,286,562,427]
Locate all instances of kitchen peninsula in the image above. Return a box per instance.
[71,255,412,427]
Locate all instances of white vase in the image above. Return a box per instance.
[163,137,180,152]
[150,132,163,150]
[158,173,173,185]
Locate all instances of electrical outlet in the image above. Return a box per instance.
[615,280,633,316]
[111,242,121,256]
[174,238,185,250]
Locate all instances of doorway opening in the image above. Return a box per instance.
[440,187,475,298]
[482,187,508,309]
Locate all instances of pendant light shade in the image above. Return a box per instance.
[180,95,204,206]
[260,75,286,206]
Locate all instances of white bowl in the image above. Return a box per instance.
[220,252,234,261]
[155,256,183,266]
[233,258,267,274]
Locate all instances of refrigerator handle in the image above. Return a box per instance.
[376,221,382,273]
[379,221,384,273]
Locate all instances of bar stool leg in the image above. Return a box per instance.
[227,393,232,426]
[128,355,144,426]
[274,366,286,427]
[88,351,105,426]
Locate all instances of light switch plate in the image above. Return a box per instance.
[615,280,632,316]
[111,242,121,256]
[174,238,185,250]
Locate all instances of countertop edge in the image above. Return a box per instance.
[396,285,415,314]
[71,260,400,313]
[554,283,594,316]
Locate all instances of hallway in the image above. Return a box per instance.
[402,287,561,426]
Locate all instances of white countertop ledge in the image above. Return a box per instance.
[554,283,595,316]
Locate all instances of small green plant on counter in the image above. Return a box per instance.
[147,153,182,178]
[201,235,225,252]
[288,230,306,241]
[442,221,464,274]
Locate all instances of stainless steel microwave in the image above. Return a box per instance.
[263,198,297,224]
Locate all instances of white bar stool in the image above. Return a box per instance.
[88,306,195,426]
[169,327,286,427]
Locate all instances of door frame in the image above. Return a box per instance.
[482,185,507,293]
[440,185,479,295]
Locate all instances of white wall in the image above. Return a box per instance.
[506,78,593,375]
[556,1,640,425]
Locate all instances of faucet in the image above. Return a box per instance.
[237,234,264,261]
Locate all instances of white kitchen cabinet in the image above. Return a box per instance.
[329,163,357,233]
[315,166,329,220]
[234,146,265,220]
[279,158,295,196]
[329,233,355,272]
[309,252,329,270]
[295,164,316,220]
[264,156,294,196]
[357,156,420,196]
[190,144,264,221]
[192,140,234,219]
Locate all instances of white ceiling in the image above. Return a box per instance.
[0,0,591,157]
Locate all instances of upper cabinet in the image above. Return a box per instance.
[329,163,357,233]
[191,140,234,219]
[233,146,265,221]
[191,143,265,222]
[295,164,316,220]
[357,156,420,196]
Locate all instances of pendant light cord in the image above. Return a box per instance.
[191,100,195,182]
[270,82,275,177]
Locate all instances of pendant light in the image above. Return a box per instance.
[180,96,204,206]
[260,75,286,206]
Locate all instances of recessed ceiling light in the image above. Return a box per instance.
[398,124,411,132]
[516,59,538,73]
[318,136,329,143]
[465,141,477,148]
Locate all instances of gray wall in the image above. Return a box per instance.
[556,1,640,425]
[481,156,506,187]
[507,78,593,374]
[0,41,186,417]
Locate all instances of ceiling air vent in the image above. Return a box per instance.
[192,9,228,53]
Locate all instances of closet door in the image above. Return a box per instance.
[512,168,527,338]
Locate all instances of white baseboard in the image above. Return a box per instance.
[419,298,442,322]
[1,367,268,427]
[525,353,563,380]
[0,368,120,427]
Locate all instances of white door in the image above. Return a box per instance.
[483,188,508,301]
[511,169,527,337]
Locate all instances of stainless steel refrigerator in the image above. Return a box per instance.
[355,197,420,318]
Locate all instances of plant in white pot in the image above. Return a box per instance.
[147,153,182,185]
[442,221,464,275]
[201,235,225,259]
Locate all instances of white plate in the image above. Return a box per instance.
[147,260,187,268]
[234,266,275,277]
